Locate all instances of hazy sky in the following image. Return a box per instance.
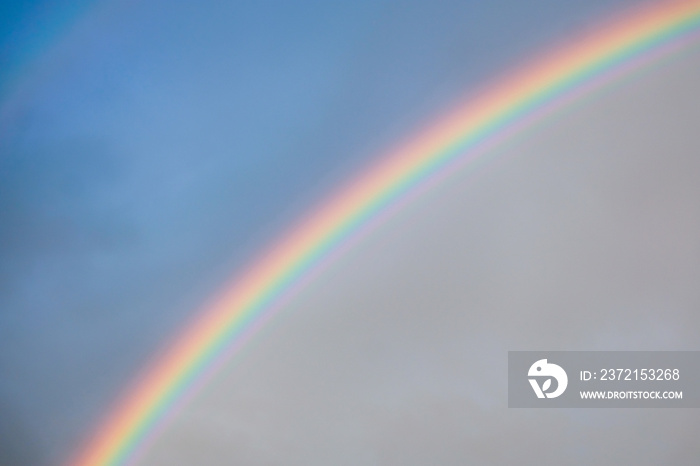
[1,0,697,465]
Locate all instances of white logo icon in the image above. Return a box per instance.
[528,359,568,399]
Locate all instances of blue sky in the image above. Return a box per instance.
[0,0,678,464]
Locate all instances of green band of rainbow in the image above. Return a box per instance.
[70,1,700,465]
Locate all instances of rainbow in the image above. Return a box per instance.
[70,1,700,465]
